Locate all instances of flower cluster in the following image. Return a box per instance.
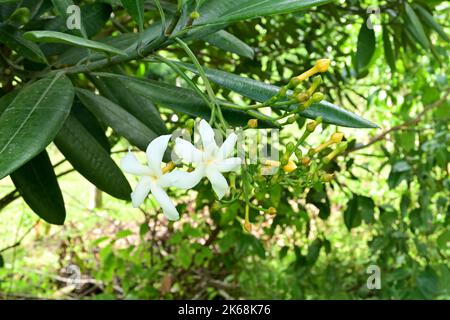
[121,120,241,220]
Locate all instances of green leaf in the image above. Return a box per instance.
[0,23,47,64]
[413,4,449,42]
[0,74,74,180]
[54,114,131,200]
[355,22,376,74]
[10,151,66,225]
[382,26,396,72]
[359,196,375,224]
[175,62,378,128]
[404,2,431,50]
[201,30,254,59]
[75,88,158,151]
[93,73,272,127]
[23,31,127,56]
[344,196,361,230]
[0,254,4,268]
[121,0,145,31]
[71,98,110,151]
[90,69,167,135]
[196,0,333,25]
[0,90,18,116]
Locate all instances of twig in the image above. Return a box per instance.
[347,90,450,154]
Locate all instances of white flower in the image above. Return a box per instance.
[120,135,187,221]
[174,120,241,199]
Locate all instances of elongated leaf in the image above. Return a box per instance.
[196,0,333,25]
[75,88,158,151]
[201,30,254,59]
[10,151,66,225]
[0,74,74,180]
[93,73,272,127]
[54,114,131,200]
[382,26,396,72]
[121,0,145,31]
[404,2,430,50]
[90,67,167,135]
[23,31,127,56]
[0,90,18,116]
[71,98,110,151]
[0,24,47,64]
[355,22,376,74]
[413,4,449,42]
[175,62,378,128]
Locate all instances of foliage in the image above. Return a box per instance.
[0,0,449,300]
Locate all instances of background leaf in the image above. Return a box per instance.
[355,22,376,74]
[10,150,66,225]
[54,114,131,200]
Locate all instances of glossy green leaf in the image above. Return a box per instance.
[0,90,18,116]
[23,31,127,56]
[75,88,158,151]
[414,4,449,42]
[90,67,167,135]
[175,62,378,128]
[10,151,66,225]
[54,114,131,200]
[121,0,145,31]
[196,0,333,25]
[355,22,376,74]
[0,24,47,64]
[382,26,396,72]
[404,2,430,50]
[201,30,254,59]
[93,72,272,127]
[71,98,110,151]
[0,74,74,180]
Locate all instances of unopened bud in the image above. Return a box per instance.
[244,221,252,232]
[248,119,258,128]
[301,157,311,166]
[286,142,295,153]
[312,92,324,102]
[322,173,334,182]
[330,132,344,144]
[267,207,277,215]
[287,116,297,124]
[315,59,331,73]
[282,160,297,173]
[189,11,200,20]
[296,92,310,103]
[186,119,195,129]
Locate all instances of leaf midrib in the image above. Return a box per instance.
[0,74,62,156]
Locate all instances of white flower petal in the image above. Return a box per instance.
[121,151,151,176]
[218,133,237,159]
[146,135,171,174]
[174,138,203,163]
[131,176,152,207]
[206,168,229,200]
[159,168,204,189]
[150,184,180,221]
[198,119,216,148]
[215,157,242,172]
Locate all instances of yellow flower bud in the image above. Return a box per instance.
[267,207,277,215]
[315,59,331,73]
[330,132,344,144]
[301,157,311,166]
[244,221,252,232]
[282,160,297,173]
[247,119,258,128]
[296,92,310,103]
